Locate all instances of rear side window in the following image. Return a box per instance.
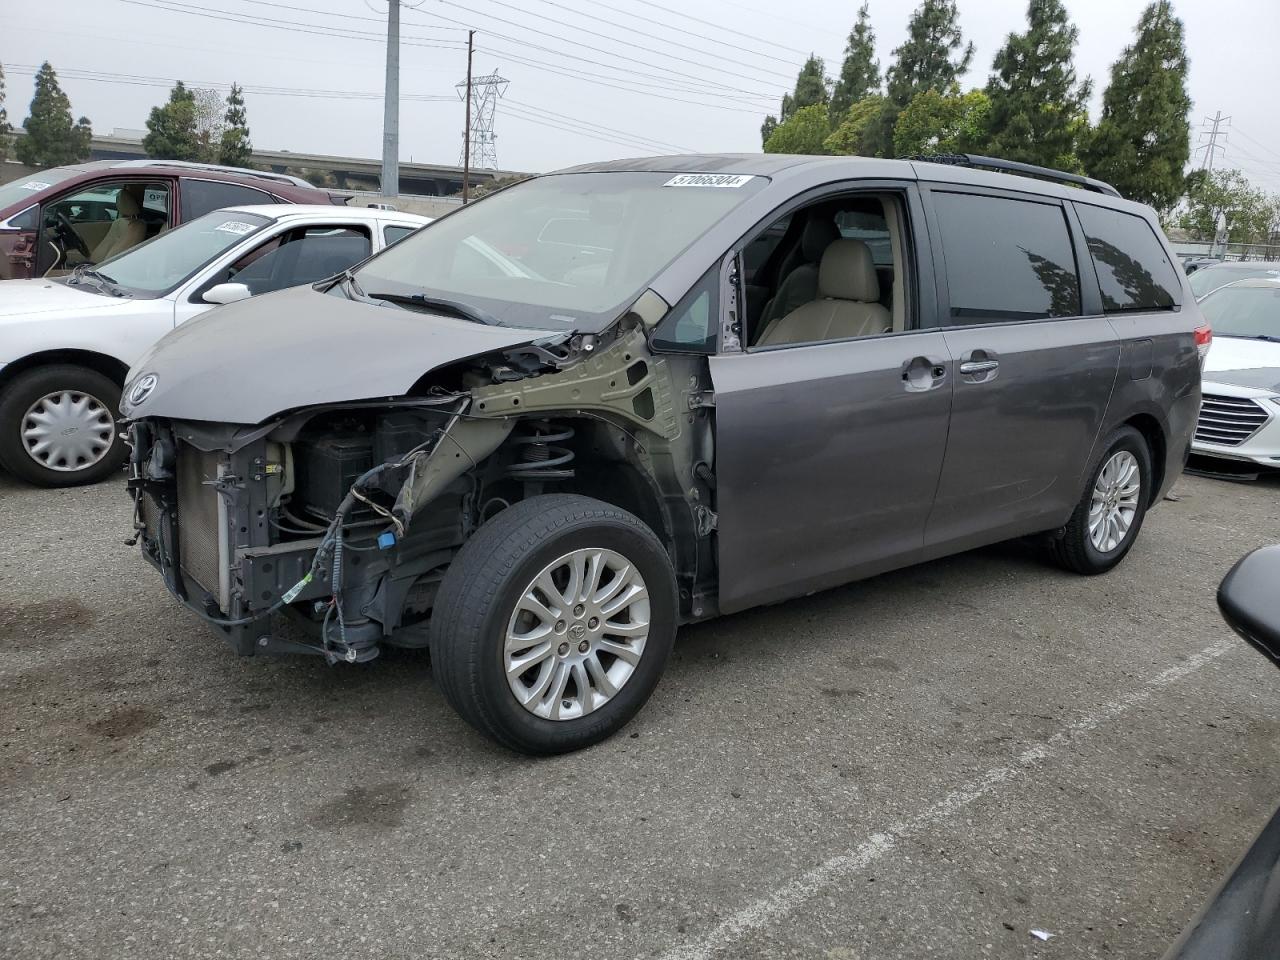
[384,224,417,246]
[1075,204,1180,312]
[933,191,1081,325]
[181,179,274,219]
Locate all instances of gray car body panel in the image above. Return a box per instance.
[121,285,556,423]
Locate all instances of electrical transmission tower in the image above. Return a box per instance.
[457,69,508,171]
[1196,110,1232,172]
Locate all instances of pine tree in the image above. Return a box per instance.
[886,0,975,108]
[761,55,829,147]
[830,4,880,124]
[0,62,11,162]
[14,62,93,167]
[143,81,202,161]
[218,83,252,166]
[1083,1,1191,210]
[984,0,1091,171]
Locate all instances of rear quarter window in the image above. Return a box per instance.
[180,179,275,220]
[1074,204,1180,312]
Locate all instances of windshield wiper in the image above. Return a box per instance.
[69,263,124,297]
[366,291,500,326]
[327,267,368,300]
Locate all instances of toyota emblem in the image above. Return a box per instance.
[127,373,158,406]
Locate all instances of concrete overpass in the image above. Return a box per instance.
[82,130,523,197]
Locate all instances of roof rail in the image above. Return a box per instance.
[904,153,1121,198]
[110,159,314,189]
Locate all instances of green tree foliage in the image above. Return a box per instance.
[824,94,890,156]
[0,62,11,161]
[893,85,990,156]
[984,0,1091,171]
[763,103,832,155]
[761,55,829,147]
[886,0,975,108]
[143,81,202,161]
[218,83,252,166]
[830,4,881,124]
[1179,170,1280,245]
[1083,1,1191,210]
[15,62,92,168]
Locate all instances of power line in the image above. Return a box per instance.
[526,0,799,80]
[110,0,773,109]
[419,0,780,98]
[626,0,814,57]
[579,0,807,68]
[503,99,693,152]
[3,64,454,101]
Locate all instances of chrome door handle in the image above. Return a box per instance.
[959,359,999,375]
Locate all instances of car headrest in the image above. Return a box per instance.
[116,186,143,218]
[818,238,880,303]
[800,215,840,263]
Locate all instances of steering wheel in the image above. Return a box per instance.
[53,210,91,258]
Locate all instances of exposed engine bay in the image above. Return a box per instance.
[125,320,716,663]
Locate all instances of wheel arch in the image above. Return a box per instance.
[0,349,131,393]
[1122,412,1167,506]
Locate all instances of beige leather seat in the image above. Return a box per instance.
[92,186,147,262]
[757,238,891,347]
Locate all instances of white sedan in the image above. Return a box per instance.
[0,205,428,486]
[1193,277,1280,468]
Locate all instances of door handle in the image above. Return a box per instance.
[959,359,999,375]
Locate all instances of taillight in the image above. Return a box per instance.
[1194,324,1212,360]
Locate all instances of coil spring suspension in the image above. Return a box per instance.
[506,419,575,481]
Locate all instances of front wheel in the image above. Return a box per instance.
[0,364,126,487]
[429,494,678,754]
[1049,425,1152,575]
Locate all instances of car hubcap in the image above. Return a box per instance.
[20,390,116,472]
[505,548,650,721]
[1088,450,1141,553]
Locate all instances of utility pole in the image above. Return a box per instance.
[380,0,400,198]
[462,29,474,203]
[1196,110,1231,172]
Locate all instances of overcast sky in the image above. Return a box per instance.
[4,0,1279,191]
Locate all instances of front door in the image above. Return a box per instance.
[920,187,1121,556]
[708,184,953,614]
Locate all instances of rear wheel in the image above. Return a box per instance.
[1049,425,1152,575]
[429,494,677,754]
[0,365,125,487]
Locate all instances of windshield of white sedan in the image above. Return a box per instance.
[81,211,272,297]
[1200,284,1280,340]
[351,172,764,330]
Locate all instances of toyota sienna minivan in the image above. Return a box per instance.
[121,153,1206,754]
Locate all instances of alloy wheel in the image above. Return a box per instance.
[505,548,651,721]
[1088,450,1141,553]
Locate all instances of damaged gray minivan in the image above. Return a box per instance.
[122,154,1205,753]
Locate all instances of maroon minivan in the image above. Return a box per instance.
[0,160,342,280]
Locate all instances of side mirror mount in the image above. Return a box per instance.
[1218,544,1280,669]
[202,282,252,305]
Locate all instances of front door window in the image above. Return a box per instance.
[36,181,171,275]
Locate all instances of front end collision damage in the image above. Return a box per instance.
[127,313,719,664]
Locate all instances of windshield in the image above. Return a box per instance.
[1200,284,1280,340]
[85,210,272,297]
[0,166,83,211]
[352,171,766,330]
[1190,263,1280,298]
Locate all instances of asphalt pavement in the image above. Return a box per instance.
[2,469,1279,959]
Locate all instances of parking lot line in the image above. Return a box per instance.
[658,637,1237,960]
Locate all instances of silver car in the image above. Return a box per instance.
[121,154,1205,753]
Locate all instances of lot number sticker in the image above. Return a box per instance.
[20,180,52,192]
[663,174,754,188]
[214,221,258,235]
